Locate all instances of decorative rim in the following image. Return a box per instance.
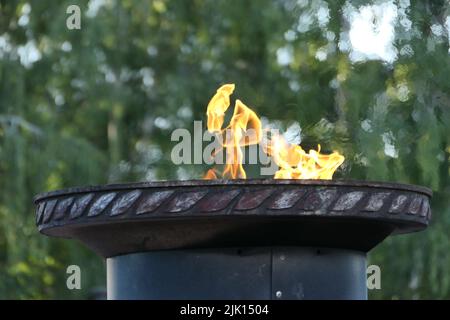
[34,179,432,256]
[34,179,432,202]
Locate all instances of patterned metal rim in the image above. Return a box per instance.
[34,179,432,201]
[34,179,432,256]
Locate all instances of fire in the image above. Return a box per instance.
[204,84,344,180]
[265,133,344,179]
[206,84,235,133]
[204,168,219,180]
[205,85,262,179]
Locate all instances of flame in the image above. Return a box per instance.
[206,84,262,179]
[204,84,344,180]
[204,168,218,180]
[265,133,345,179]
[206,84,235,133]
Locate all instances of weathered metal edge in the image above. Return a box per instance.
[33,179,432,202]
[35,182,431,237]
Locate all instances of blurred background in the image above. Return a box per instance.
[0,0,449,299]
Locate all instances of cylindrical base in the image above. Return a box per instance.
[107,247,367,300]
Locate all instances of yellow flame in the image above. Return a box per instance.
[204,84,344,180]
[206,84,235,133]
[265,133,345,179]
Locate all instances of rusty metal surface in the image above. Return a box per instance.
[34,179,432,257]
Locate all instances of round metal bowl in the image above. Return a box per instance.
[34,179,432,257]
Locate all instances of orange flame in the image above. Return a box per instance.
[264,133,344,179]
[204,168,218,180]
[206,84,235,133]
[204,84,344,180]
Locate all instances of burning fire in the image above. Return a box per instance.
[204,84,344,180]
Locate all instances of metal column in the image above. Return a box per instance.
[107,247,367,300]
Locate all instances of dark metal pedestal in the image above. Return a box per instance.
[35,179,431,300]
[107,247,367,300]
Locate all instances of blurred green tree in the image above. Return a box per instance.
[0,0,449,299]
